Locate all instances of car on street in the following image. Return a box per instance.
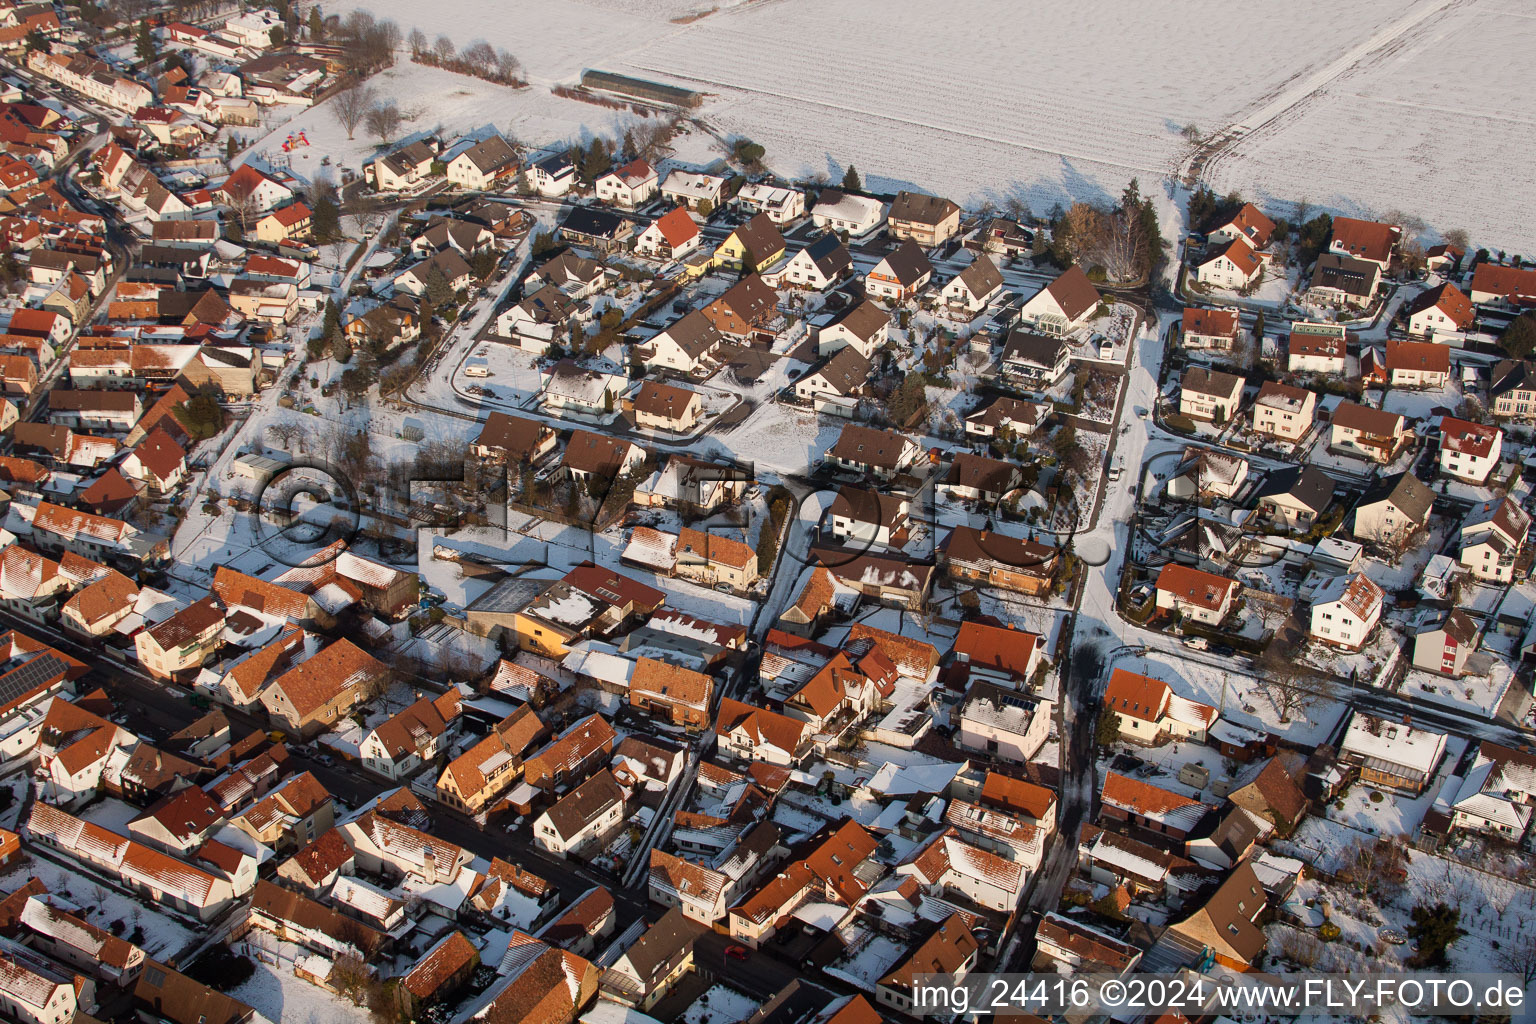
[725,945,749,960]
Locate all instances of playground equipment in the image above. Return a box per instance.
[280,130,311,152]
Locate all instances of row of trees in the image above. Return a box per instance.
[1052,179,1163,285]
[407,30,523,85]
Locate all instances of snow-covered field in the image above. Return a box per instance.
[333,0,1527,249]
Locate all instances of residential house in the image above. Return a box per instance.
[1179,367,1244,423]
[964,396,1050,443]
[941,452,1021,503]
[701,274,779,343]
[898,828,1024,913]
[48,389,141,432]
[1412,609,1479,678]
[1383,339,1449,388]
[876,915,978,1014]
[1227,757,1309,835]
[445,134,518,190]
[886,191,960,246]
[780,233,851,290]
[226,771,334,854]
[372,140,437,192]
[1154,563,1238,626]
[675,527,758,590]
[940,526,1058,597]
[659,171,725,211]
[1492,359,1536,420]
[1339,711,1446,793]
[214,163,293,213]
[863,241,932,301]
[826,486,909,551]
[532,768,626,859]
[527,152,575,197]
[1160,861,1267,971]
[253,202,311,243]
[1195,237,1261,289]
[633,207,700,260]
[1308,573,1384,651]
[1207,203,1275,250]
[957,681,1050,762]
[629,658,713,731]
[359,691,463,780]
[1018,265,1100,335]
[1448,742,1536,844]
[1329,401,1408,463]
[602,907,706,1011]
[942,254,1004,316]
[594,158,658,208]
[1034,912,1142,975]
[395,249,472,299]
[1439,416,1503,484]
[1286,321,1347,375]
[1460,497,1529,583]
[716,699,808,766]
[134,597,224,681]
[826,425,920,480]
[810,190,885,237]
[1309,253,1381,308]
[1099,771,1211,841]
[1329,217,1400,269]
[121,428,187,496]
[1406,282,1474,340]
[1254,467,1335,534]
[1166,446,1248,501]
[523,713,618,791]
[951,621,1044,687]
[1000,329,1070,387]
[630,380,703,433]
[472,413,557,465]
[793,347,870,409]
[259,639,388,738]
[1103,668,1217,745]
[561,429,646,483]
[735,183,804,224]
[1470,264,1536,309]
[636,310,723,375]
[0,937,77,1024]
[497,283,582,354]
[397,931,480,1018]
[1182,307,1241,350]
[714,212,785,271]
[539,361,626,418]
[817,300,888,359]
[558,205,632,253]
[1352,471,1432,548]
[435,706,548,814]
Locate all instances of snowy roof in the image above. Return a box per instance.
[1340,712,1447,776]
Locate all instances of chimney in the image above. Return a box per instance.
[423,848,437,884]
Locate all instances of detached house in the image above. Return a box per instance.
[435,705,547,814]
[260,639,388,738]
[1382,339,1449,388]
[1103,668,1217,745]
[528,152,575,196]
[660,170,725,211]
[810,189,885,237]
[1018,265,1100,335]
[940,526,1059,597]
[1001,329,1069,387]
[1195,237,1261,289]
[714,211,785,272]
[965,396,1050,442]
[1460,497,1529,583]
[633,207,700,260]
[1352,471,1433,548]
[1406,282,1474,340]
[735,182,804,224]
[1448,742,1536,843]
[826,425,920,480]
[1471,264,1536,310]
[1154,563,1237,626]
[532,768,626,859]
[1439,416,1503,483]
[864,241,933,301]
[1309,253,1380,308]
[1340,712,1446,794]
[1286,321,1347,375]
[1251,381,1316,442]
[1492,359,1536,420]
[675,527,758,591]
[1182,307,1241,350]
[942,254,1004,315]
[1207,203,1275,251]
[1179,367,1244,423]
[629,658,713,731]
[135,596,225,681]
[359,690,463,780]
[1309,573,1384,651]
[716,699,808,766]
[1329,217,1400,269]
[1412,609,1479,678]
[886,190,960,246]
[780,234,851,290]
[941,452,1021,503]
[817,300,889,360]
[445,134,518,190]
[957,680,1050,762]
[630,380,703,433]
[1329,401,1408,463]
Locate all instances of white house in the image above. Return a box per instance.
[941,255,1004,316]
[1329,401,1408,463]
[532,768,626,859]
[372,140,437,192]
[539,361,626,418]
[1182,307,1241,350]
[1449,741,1536,843]
[358,690,463,780]
[956,681,1051,763]
[1255,466,1334,532]
[445,134,518,190]
[864,242,932,301]
[1102,668,1217,745]
[1154,563,1237,626]
[817,301,889,359]
[528,153,575,197]
[736,183,804,224]
[1439,416,1503,484]
[898,828,1024,912]
[1251,382,1316,442]
[1412,610,1479,678]
[1207,203,1275,251]
[1287,321,1348,375]
[1309,573,1384,651]
[810,190,885,237]
[1179,367,1244,423]
[595,158,658,208]
[1166,446,1248,501]
[1352,472,1433,549]
[636,310,723,375]
[633,207,700,261]
[1406,282,1474,340]
[1195,237,1261,289]
[660,170,726,211]
[1017,266,1100,335]
[1460,497,1530,584]
[780,235,851,290]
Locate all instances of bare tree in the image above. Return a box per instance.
[1003,195,1031,224]
[331,85,375,141]
[1181,123,1202,146]
[462,40,495,71]
[1256,645,1328,724]
[1499,937,1536,986]
[364,102,402,144]
[407,27,427,55]
[268,421,302,451]
[1443,227,1471,251]
[494,49,521,80]
[433,34,455,62]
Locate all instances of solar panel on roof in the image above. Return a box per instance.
[0,653,68,707]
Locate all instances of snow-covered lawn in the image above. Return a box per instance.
[231,946,373,1024]
[681,985,761,1024]
[0,857,196,961]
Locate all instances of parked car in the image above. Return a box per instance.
[1182,637,1209,651]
